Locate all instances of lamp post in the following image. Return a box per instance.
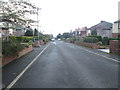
[37,7,41,47]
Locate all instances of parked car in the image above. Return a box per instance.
[51,38,55,41]
[58,38,61,41]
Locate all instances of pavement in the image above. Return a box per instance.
[2,41,119,88]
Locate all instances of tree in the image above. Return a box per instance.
[0,0,37,30]
[57,33,62,39]
[25,30,33,36]
[63,32,72,39]
[34,28,38,36]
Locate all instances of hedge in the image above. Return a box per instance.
[9,36,36,43]
[9,35,50,44]
[102,37,109,45]
[109,38,120,40]
[84,37,98,43]
[87,35,102,41]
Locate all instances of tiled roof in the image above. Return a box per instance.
[89,21,112,30]
[114,20,120,23]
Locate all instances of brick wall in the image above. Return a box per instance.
[18,45,33,58]
[75,42,99,49]
[2,56,18,66]
[110,40,120,54]
[112,33,120,38]
[2,45,33,66]
[34,40,44,47]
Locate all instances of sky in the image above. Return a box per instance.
[3,0,119,37]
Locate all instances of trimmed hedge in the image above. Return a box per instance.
[109,38,120,40]
[87,35,102,41]
[84,37,98,43]
[9,36,36,43]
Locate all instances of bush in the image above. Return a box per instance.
[2,40,24,56]
[15,36,23,42]
[24,43,30,48]
[9,36,34,43]
[28,40,34,46]
[87,35,102,41]
[84,37,98,43]
[102,37,109,45]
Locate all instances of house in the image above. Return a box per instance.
[88,21,112,37]
[12,26,28,36]
[80,27,87,37]
[74,27,87,37]
[112,20,120,38]
[86,29,91,36]
[0,27,9,39]
[110,20,120,54]
[15,27,25,36]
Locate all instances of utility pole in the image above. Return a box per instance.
[37,7,41,47]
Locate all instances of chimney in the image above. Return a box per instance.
[101,21,105,23]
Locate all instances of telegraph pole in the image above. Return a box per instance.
[37,7,41,47]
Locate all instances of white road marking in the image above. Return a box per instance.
[5,43,50,89]
[78,47,120,63]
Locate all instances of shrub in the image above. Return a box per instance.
[87,35,102,41]
[102,37,109,45]
[24,43,30,48]
[15,36,23,42]
[84,37,98,43]
[2,40,24,56]
[28,40,34,46]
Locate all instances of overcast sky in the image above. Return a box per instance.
[30,0,119,36]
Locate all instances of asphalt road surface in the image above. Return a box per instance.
[3,41,119,88]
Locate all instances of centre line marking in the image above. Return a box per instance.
[5,43,50,89]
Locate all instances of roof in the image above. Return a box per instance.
[75,27,87,31]
[114,20,120,23]
[89,21,112,30]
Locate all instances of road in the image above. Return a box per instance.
[3,41,119,88]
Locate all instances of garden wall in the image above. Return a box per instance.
[64,40,106,49]
[2,45,33,66]
[110,40,120,54]
[75,42,99,49]
[34,40,44,47]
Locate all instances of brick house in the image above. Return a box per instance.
[110,20,120,54]
[75,27,87,37]
[112,20,120,38]
[88,21,112,37]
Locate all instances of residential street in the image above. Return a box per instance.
[3,41,119,88]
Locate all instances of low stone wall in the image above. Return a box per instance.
[110,40,120,54]
[2,45,33,66]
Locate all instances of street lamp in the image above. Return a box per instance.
[37,7,41,47]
